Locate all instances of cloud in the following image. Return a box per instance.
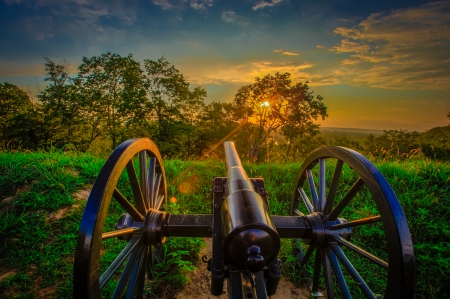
[316,45,324,49]
[2,0,139,47]
[272,49,299,56]
[340,59,359,65]
[190,0,213,11]
[152,0,174,10]
[221,10,249,26]
[0,60,46,77]
[330,1,450,89]
[175,57,314,86]
[282,51,298,56]
[4,0,137,24]
[252,0,284,10]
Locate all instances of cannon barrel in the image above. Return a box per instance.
[221,141,280,273]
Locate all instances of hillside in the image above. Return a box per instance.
[0,151,449,298]
[320,127,384,135]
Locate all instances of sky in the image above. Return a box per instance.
[0,0,449,131]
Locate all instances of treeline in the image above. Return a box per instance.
[291,128,450,161]
[1,54,229,158]
[2,53,448,162]
[0,53,328,162]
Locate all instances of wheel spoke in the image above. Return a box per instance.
[139,151,149,211]
[324,160,344,215]
[294,209,305,216]
[100,236,141,289]
[148,157,156,209]
[134,246,148,296]
[126,161,146,214]
[300,245,315,268]
[298,188,314,214]
[152,173,162,209]
[102,227,142,240]
[329,216,382,230]
[311,249,322,294]
[322,249,335,299]
[112,244,145,299]
[331,235,388,269]
[125,247,145,299]
[325,247,351,299]
[154,195,165,211]
[306,169,319,212]
[330,243,376,299]
[113,188,144,222]
[147,245,154,279]
[327,178,364,221]
[318,159,326,212]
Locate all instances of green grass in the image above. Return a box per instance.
[0,151,449,298]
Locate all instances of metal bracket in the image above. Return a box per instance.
[210,177,226,296]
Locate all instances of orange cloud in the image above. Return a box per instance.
[330,1,450,90]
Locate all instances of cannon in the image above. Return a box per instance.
[73,138,415,298]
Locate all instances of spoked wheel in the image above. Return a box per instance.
[74,138,167,299]
[290,146,415,299]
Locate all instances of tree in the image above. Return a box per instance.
[0,82,35,149]
[234,72,327,162]
[144,57,207,158]
[77,53,147,149]
[38,58,90,150]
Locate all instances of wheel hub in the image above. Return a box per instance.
[143,209,167,246]
[303,213,351,248]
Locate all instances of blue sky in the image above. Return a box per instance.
[1,0,449,131]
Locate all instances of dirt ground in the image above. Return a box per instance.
[174,239,312,299]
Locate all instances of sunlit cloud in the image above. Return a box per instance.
[330,1,450,89]
[0,59,78,77]
[252,0,284,10]
[0,61,45,77]
[272,49,298,56]
[176,57,314,86]
[340,59,359,65]
[316,45,324,49]
[282,51,298,56]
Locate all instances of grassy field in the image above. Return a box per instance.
[0,151,449,298]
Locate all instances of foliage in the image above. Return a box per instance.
[233,72,327,162]
[77,53,148,149]
[0,54,211,158]
[0,82,35,150]
[143,57,208,158]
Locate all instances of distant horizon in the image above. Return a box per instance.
[320,122,449,133]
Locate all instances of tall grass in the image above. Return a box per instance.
[0,151,449,298]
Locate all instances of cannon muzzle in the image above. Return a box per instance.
[221,141,280,273]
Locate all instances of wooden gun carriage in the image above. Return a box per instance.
[74,138,415,298]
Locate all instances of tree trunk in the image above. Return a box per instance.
[285,137,292,162]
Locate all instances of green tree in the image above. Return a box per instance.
[78,52,147,149]
[144,57,207,158]
[194,101,239,159]
[38,58,90,150]
[0,82,35,149]
[234,72,327,162]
